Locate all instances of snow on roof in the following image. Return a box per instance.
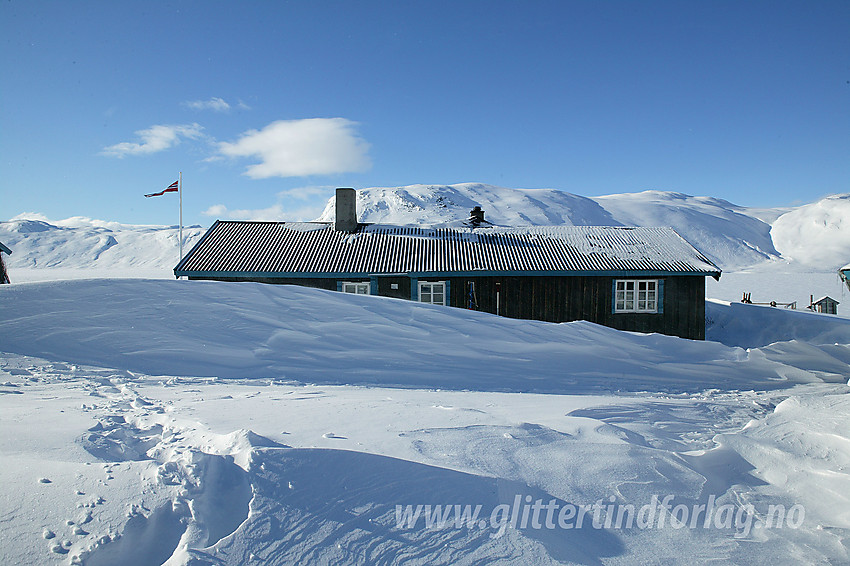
[812,296,839,305]
[0,241,11,255]
[176,221,721,278]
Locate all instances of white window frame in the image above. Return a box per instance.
[418,281,446,306]
[615,279,659,313]
[341,281,370,295]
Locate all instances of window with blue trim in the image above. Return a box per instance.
[341,281,370,295]
[418,281,446,305]
[615,280,659,313]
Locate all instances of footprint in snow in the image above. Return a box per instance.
[322,433,347,439]
[38,477,51,484]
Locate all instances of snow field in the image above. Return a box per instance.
[1,278,849,564]
[2,184,850,564]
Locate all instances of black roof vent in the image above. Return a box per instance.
[469,206,485,228]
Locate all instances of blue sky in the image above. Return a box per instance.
[2,1,848,227]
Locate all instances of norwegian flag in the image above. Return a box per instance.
[145,180,179,198]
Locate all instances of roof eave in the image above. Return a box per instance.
[174,268,722,279]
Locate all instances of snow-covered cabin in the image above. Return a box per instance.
[810,296,839,315]
[0,241,11,284]
[176,189,722,340]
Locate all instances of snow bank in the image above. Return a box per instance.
[707,299,850,349]
[1,279,845,394]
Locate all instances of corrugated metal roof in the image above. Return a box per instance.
[175,221,721,277]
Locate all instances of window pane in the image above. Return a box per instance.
[638,300,646,310]
[625,300,634,310]
[616,281,625,291]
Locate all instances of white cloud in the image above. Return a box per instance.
[277,185,335,200]
[101,123,203,158]
[203,203,326,222]
[184,97,232,112]
[217,118,371,178]
[202,204,229,217]
[202,185,336,222]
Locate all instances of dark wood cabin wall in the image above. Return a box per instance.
[189,274,706,340]
[376,276,411,300]
[435,275,705,340]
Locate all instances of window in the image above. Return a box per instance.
[341,282,370,295]
[615,280,658,313]
[418,281,446,305]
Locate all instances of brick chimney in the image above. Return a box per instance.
[335,187,358,233]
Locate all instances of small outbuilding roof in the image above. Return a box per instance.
[0,242,11,255]
[176,221,721,279]
[812,296,839,305]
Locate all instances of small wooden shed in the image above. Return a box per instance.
[0,242,11,284]
[811,296,839,315]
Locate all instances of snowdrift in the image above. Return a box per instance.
[2,279,847,393]
[2,278,849,565]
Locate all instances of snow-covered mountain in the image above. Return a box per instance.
[3,185,849,281]
[770,193,850,268]
[0,214,205,280]
[315,183,844,270]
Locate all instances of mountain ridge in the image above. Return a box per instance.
[3,185,849,276]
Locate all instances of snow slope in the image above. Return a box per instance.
[1,279,849,565]
[592,190,778,270]
[770,194,850,269]
[316,183,623,228]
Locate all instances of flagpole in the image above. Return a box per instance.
[178,171,183,265]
